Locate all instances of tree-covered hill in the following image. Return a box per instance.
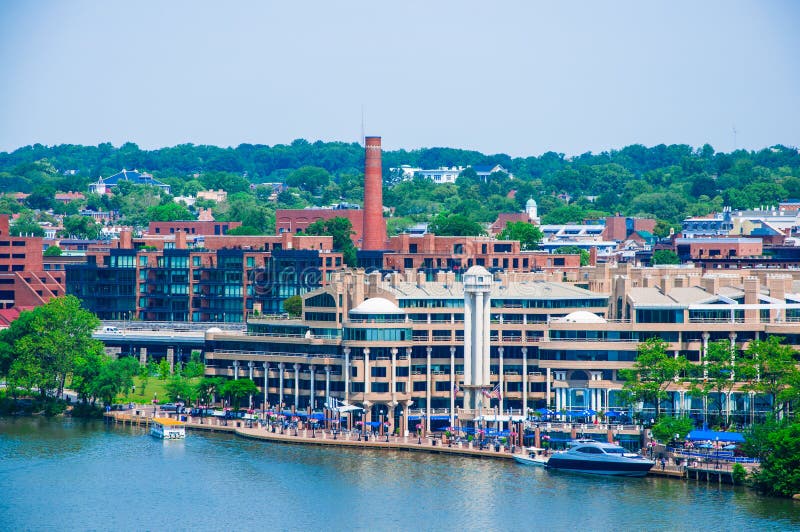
[1,140,798,235]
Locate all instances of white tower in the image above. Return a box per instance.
[463,265,493,410]
[525,197,539,223]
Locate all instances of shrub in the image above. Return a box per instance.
[732,463,747,484]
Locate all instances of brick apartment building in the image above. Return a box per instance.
[0,215,64,313]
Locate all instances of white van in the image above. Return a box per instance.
[102,326,121,334]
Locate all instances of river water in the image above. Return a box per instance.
[1,417,797,531]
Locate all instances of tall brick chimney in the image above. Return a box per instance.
[362,136,387,250]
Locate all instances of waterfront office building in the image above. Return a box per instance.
[203,264,800,433]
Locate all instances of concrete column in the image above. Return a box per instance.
[363,348,371,395]
[426,346,432,432]
[293,363,300,409]
[262,362,269,409]
[498,346,505,412]
[139,347,147,366]
[406,347,413,401]
[546,368,552,408]
[450,346,456,427]
[522,347,528,417]
[310,366,316,410]
[702,332,710,380]
[233,360,240,380]
[324,365,331,407]
[483,290,491,389]
[278,362,285,407]
[167,348,175,374]
[677,390,684,415]
[248,361,255,408]
[391,348,398,402]
[343,348,351,404]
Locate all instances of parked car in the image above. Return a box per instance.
[160,403,178,412]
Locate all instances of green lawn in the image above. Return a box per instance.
[115,376,201,405]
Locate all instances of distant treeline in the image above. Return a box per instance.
[1,140,799,229]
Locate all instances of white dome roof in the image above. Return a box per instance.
[562,311,607,324]
[464,265,491,276]
[526,197,537,207]
[350,297,403,314]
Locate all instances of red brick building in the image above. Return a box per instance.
[147,220,242,236]
[0,215,65,311]
[602,216,657,241]
[275,208,364,246]
[383,234,581,274]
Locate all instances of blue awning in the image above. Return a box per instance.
[407,414,453,421]
[687,430,745,443]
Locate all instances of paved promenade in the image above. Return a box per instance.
[106,411,516,460]
[104,410,691,478]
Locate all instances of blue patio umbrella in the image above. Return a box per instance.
[582,409,597,416]
[536,408,554,415]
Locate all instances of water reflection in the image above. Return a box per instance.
[1,418,798,531]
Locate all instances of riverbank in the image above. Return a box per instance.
[104,410,700,479]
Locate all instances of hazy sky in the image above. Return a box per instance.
[1,1,798,156]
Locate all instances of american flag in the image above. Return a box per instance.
[482,384,501,399]
[453,383,460,394]
[489,384,502,399]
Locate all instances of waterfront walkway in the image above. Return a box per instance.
[103,410,700,479]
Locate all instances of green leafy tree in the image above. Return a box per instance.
[165,375,195,403]
[554,246,590,266]
[749,421,800,497]
[89,357,139,406]
[43,245,62,257]
[283,295,302,317]
[652,249,681,265]
[10,213,44,237]
[195,377,223,407]
[619,338,692,419]
[222,378,259,412]
[497,221,543,250]
[146,202,193,222]
[226,225,264,235]
[1,296,102,398]
[745,337,799,417]
[138,362,151,396]
[286,166,331,194]
[157,358,171,380]
[60,215,102,239]
[651,416,694,444]
[183,351,205,379]
[428,213,486,236]
[303,216,357,266]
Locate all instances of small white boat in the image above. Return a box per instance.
[513,446,549,466]
[150,417,186,440]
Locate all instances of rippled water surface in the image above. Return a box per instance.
[1,417,798,531]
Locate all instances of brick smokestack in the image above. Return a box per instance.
[362,136,387,250]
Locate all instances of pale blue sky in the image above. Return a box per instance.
[1,0,798,156]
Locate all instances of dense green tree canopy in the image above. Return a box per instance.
[652,249,681,265]
[303,216,357,266]
[497,221,543,250]
[0,141,798,238]
[428,213,486,236]
[0,296,103,398]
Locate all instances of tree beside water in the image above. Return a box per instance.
[0,296,142,415]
